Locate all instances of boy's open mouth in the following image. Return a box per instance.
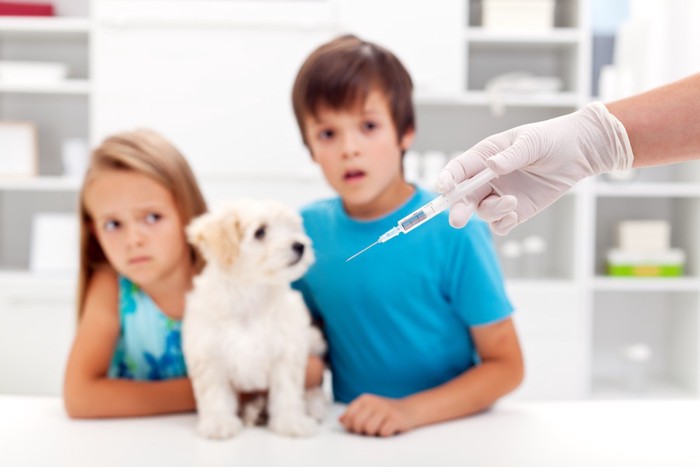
[344,169,366,181]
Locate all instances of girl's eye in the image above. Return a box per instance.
[103,219,120,232]
[254,224,267,240]
[318,129,334,140]
[145,213,162,224]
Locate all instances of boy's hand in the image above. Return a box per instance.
[339,394,416,437]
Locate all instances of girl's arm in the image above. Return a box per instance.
[340,317,523,436]
[63,268,196,418]
[305,355,325,389]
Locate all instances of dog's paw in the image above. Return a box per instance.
[305,388,329,422]
[196,415,244,440]
[269,413,319,437]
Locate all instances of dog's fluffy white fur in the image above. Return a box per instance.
[182,199,326,439]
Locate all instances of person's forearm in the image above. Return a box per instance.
[402,360,524,428]
[305,355,325,389]
[64,377,196,418]
[606,73,700,168]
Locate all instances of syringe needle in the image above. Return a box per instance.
[346,241,379,262]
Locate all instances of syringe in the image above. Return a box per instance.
[346,167,497,262]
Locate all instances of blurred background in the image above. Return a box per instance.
[1,0,699,401]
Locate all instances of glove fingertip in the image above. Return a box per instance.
[448,201,474,229]
[435,171,456,193]
[487,146,528,175]
[492,212,519,236]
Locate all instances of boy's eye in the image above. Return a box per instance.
[318,129,334,140]
[362,121,378,131]
[254,224,267,240]
[145,213,162,224]
[103,219,120,232]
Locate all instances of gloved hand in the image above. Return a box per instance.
[436,102,634,235]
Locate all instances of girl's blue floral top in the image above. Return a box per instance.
[108,276,187,380]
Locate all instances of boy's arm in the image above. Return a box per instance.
[63,268,196,418]
[340,317,523,436]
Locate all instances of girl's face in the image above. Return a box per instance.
[83,170,190,289]
[304,89,415,219]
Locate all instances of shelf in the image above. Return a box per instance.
[466,27,580,45]
[595,182,700,198]
[0,176,81,192]
[592,378,696,400]
[506,279,577,290]
[0,80,90,95]
[0,17,90,34]
[415,90,580,108]
[0,270,75,292]
[593,277,700,292]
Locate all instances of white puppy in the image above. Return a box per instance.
[183,199,326,439]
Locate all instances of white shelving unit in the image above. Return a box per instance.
[1,0,699,401]
[588,160,700,399]
[0,6,89,274]
[0,3,88,395]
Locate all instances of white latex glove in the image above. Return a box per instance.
[436,102,634,235]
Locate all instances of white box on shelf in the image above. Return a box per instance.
[0,121,37,177]
[482,0,555,32]
[617,220,670,252]
[30,213,79,274]
[0,60,68,84]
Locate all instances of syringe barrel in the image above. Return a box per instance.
[398,195,451,233]
[396,167,498,235]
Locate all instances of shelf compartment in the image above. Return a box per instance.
[0,28,89,81]
[466,41,580,94]
[0,190,77,270]
[591,291,700,399]
[467,0,582,29]
[493,193,578,280]
[594,197,700,278]
[412,105,573,155]
[1,93,89,175]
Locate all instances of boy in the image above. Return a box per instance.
[292,35,523,437]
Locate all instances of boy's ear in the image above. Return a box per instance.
[400,127,416,151]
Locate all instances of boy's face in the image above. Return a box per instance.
[304,89,415,219]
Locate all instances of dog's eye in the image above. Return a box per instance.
[254,225,267,240]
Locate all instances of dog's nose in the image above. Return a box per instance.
[292,242,305,256]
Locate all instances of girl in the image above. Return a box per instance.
[63,129,208,418]
[63,129,324,418]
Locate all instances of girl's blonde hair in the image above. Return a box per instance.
[76,129,207,318]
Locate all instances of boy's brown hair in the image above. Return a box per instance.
[292,34,415,147]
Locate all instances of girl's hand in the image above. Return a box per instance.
[339,394,416,437]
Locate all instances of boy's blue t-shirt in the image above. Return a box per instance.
[294,187,513,403]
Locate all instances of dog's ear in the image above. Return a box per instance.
[186,211,241,267]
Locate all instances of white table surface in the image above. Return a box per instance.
[2,395,700,467]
